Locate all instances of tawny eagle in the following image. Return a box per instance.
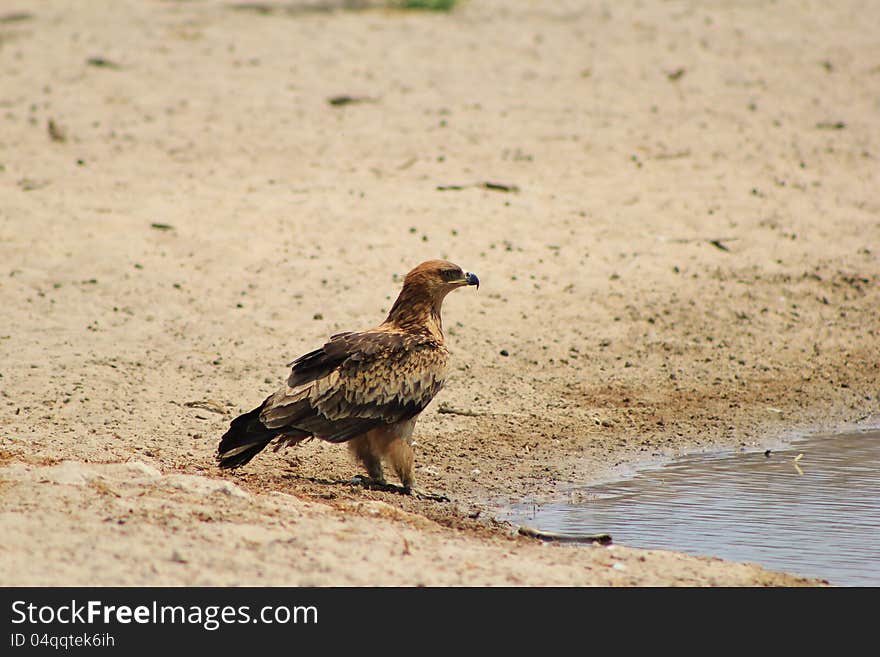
[217,260,478,492]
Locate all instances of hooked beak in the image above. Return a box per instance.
[465,272,479,289]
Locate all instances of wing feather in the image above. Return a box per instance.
[259,329,447,443]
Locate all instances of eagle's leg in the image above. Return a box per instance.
[348,436,386,486]
[386,439,415,493]
[370,418,418,492]
[386,440,449,500]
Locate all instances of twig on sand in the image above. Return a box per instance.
[183,400,226,414]
[437,181,519,193]
[518,525,612,545]
[86,56,123,70]
[327,95,375,106]
[437,403,530,419]
[437,403,484,417]
[659,235,739,252]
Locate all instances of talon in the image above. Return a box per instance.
[411,488,450,502]
[349,474,385,488]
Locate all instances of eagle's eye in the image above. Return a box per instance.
[440,268,463,282]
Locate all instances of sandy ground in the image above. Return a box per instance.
[1,0,878,586]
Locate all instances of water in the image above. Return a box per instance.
[505,429,880,586]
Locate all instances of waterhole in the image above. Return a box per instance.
[505,429,880,586]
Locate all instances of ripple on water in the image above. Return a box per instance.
[505,429,880,586]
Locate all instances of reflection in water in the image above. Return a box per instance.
[505,429,880,586]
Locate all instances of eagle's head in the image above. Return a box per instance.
[385,260,479,330]
[404,259,479,296]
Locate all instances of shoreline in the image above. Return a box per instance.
[493,415,880,515]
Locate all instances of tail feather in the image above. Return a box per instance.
[217,402,280,469]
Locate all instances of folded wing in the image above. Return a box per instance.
[260,329,448,444]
